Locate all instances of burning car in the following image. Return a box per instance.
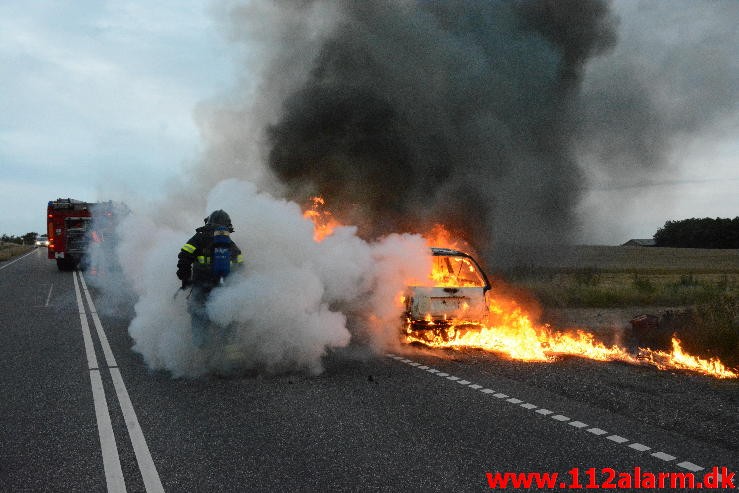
[402,247,491,338]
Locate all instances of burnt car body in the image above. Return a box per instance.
[403,247,491,334]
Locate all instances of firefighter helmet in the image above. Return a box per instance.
[204,210,233,231]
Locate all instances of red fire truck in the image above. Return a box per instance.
[47,198,94,271]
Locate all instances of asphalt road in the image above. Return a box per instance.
[1,248,737,491]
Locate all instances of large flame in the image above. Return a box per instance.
[303,196,340,242]
[404,297,738,379]
[404,227,738,380]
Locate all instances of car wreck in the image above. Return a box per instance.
[402,247,491,337]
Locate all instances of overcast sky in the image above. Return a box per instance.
[1,1,737,244]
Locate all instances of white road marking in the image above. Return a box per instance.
[651,452,676,461]
[0,249,36,271]
[110,369,164,493]
[90,369,126,493]
[45,283,54,307]
[76,271,164,493]
[78,274,117,368]
[74,273,123,490]
[73,273,98,370]
[385,355,710,473]
[629,443,651,452]
[677,461,704,472]
[606,435,629,444]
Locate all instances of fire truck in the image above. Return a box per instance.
[47,198,94,271]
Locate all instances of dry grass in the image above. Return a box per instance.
[0,242,33,262]
[498,246,739,367]
[499,246,739,308]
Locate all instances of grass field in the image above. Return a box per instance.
[0,242,33,262]
[498,246,739,308]
[495,245,739,367]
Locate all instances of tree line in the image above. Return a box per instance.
[654,217,739,249]
[1,232,39,245]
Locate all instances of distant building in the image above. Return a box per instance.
[621,239,656,247]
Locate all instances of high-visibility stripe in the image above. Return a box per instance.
[236,254,244,263]
[197,256,205,264]
[182,243,196,254]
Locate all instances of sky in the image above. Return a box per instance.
[1,0,737,245]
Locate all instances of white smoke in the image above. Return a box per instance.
[109,178,430,377]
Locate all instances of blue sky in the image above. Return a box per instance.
[1,1,737,244]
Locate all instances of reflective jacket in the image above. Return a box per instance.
[177,226,244,287]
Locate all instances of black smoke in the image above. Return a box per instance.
[266,0,618,249]
[206,0,737,253]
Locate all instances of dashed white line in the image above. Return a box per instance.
[606,435,629,444]
[45,283,54,307]
[651,452,676,461]
[385,354,711,473]
[629,443,651,452]
[677,461,704,472]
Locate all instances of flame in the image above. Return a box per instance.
[303,196,340,242]
[424,224,464,251]
[404,296,738,379]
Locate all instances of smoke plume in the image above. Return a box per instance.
[112,179,429,377]
[264,0,619,249]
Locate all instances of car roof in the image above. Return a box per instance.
[430,247,468,257]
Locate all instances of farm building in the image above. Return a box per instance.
[621,239,656,247]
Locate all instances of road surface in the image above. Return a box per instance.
[1,248,737,491]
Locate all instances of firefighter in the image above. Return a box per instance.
[177,209,244,347]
